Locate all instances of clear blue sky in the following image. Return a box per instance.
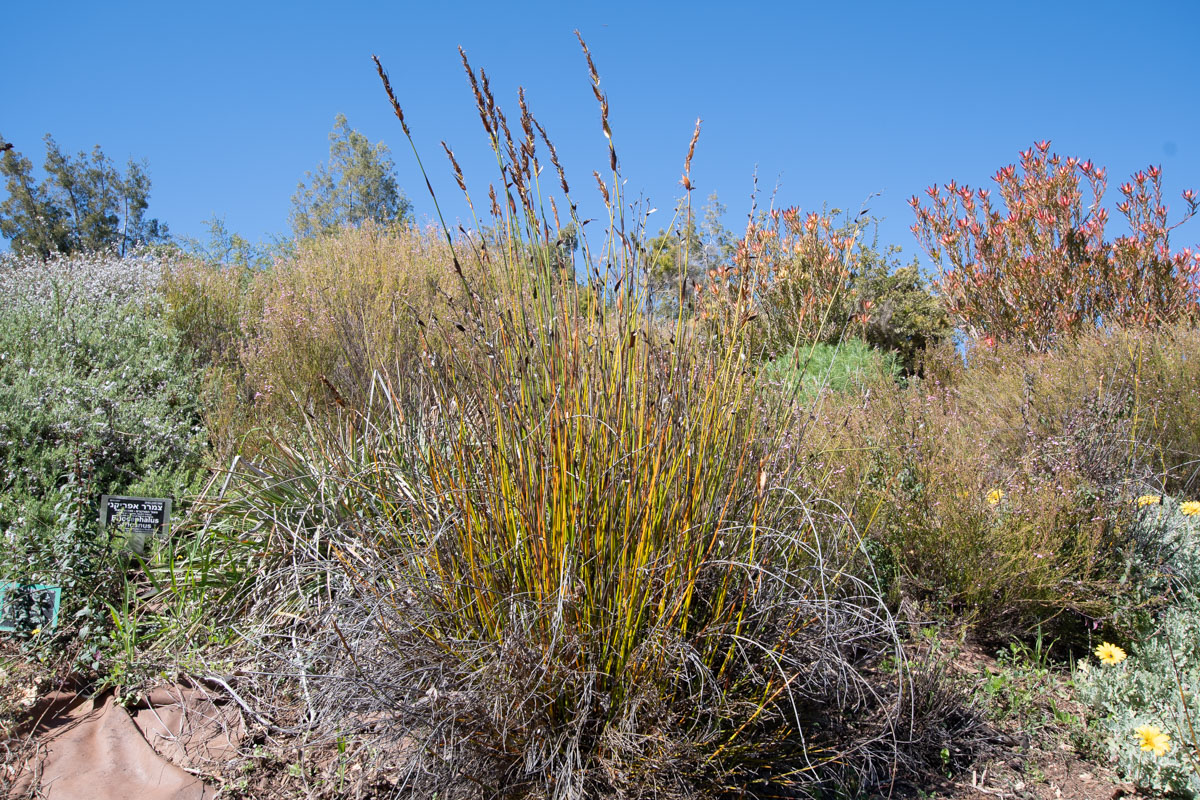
[4,0,1199,265]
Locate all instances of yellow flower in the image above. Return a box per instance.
[986,489,1004,506]
[1136,494,1162,508]
[1136,725,1171,757]
[1181,501,1200,516]
[1094,642,1127,665]
[29,627,41,636]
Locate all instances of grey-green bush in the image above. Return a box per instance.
[1076,497,1200,795]
[0,252,207,616]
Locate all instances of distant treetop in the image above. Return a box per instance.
[289,114,412,239]
[0,134,168,259]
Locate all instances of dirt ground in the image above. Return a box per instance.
[0,638,1144,800]
[890,640,1136,800]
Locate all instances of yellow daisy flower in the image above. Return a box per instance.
[1136,494,1162,508]
[1181,501,1200,516]
[1136,725,1171,757]
[986,489,1004,506]
[29,627,41,636]
[1094,642,1127,665]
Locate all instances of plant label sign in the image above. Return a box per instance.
[101,495,172,555]
[0,582,61,633]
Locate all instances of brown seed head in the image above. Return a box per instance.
[480,68,496,117]
[535,120,569,195]
[442,141,467,193]
[683,118,701,182]
[489,184,501,218]
[459,48,493,137]
[594,171,610,205]
[576,31,601,93]
[372,55,410,137]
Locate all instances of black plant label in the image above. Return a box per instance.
[101,495,172,556]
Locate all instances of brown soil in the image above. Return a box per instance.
[892,640,1137,800]
[1,638,1146,800]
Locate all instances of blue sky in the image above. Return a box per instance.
[4,0,1199,265]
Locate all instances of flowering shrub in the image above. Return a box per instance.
[798,369,1120,626]
[0,249,165,303]
[910,141,1200,349]
[696,206,860,350]
[1077,496,1200,794]
[0,251,207,610]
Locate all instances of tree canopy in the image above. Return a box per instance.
[290,114,412,239]
[0,134,167,258]
[643,192,734,311]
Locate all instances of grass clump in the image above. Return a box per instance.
[164,38,989,800]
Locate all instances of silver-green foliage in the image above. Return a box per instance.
[761,338,898,401]
[0,252,207,583]
[1077,498,1200,796]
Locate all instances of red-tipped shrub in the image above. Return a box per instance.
[910,141,1200,349]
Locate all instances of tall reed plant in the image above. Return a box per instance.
[180,36,972,799]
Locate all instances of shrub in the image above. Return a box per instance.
[760,337,898,401]
[696,205,859,353]
[695,214,947,374]
[237,223,475,425]
[1077,497,1200,795]
[0,251,207,659]
[801,319,1200,636]
[161,257,252,372]
[910,140,1200,349]
[950,326,1200,496]
[802,375,1121,629]
[851,245,950,374]
[160,257,260,459]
